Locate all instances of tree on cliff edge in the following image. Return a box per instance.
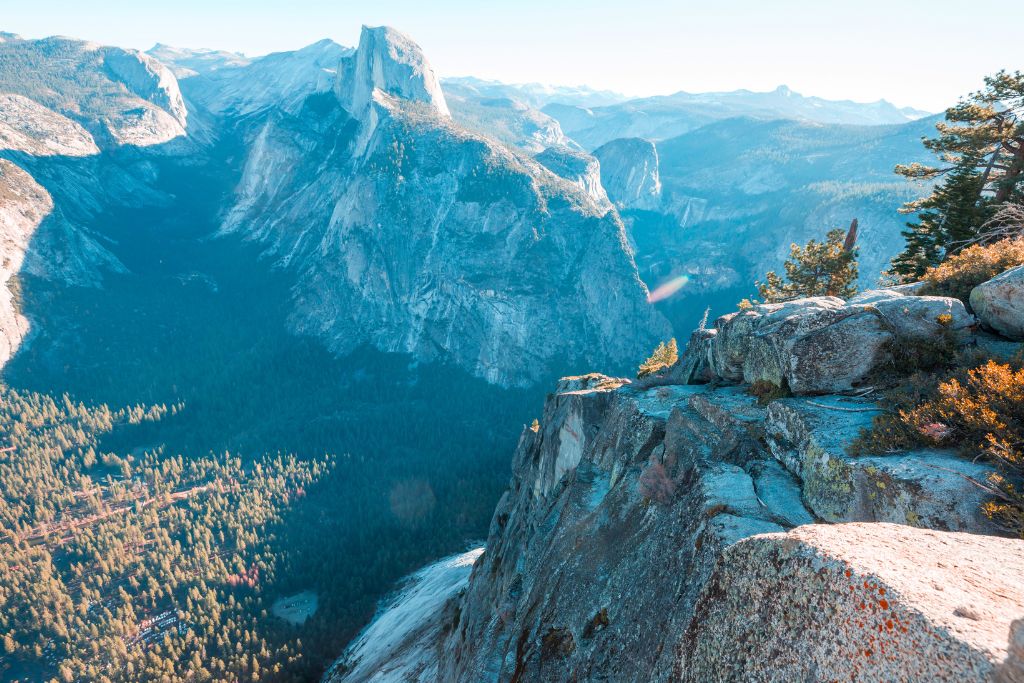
[756,219,859,303]
[891,70,1024,280]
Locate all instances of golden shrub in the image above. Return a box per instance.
[921,238,1024,302]
[638,338,678,378]
[856,360,1024,537]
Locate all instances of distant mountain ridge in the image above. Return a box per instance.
[542,84,932,149]
[0,26,942,380]
[212,25,667,386]
[441,76,629,109]
[636,84,930,123]
[147,43,252,78]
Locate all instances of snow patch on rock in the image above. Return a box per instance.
[183,39,351,116]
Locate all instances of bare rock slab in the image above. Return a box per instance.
[971,265,1024,341]
[765,397,998,533]
[682,523,1024,682]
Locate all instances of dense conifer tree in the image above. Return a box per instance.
[756,220,859,302]
[891,71,1024,279]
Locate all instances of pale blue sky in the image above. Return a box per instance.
[2,0,1020,111]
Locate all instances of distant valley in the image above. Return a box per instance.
[0,24,940,682]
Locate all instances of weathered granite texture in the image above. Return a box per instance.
[682,523,1024,682]
[677,291,974,394]
[972,265,1024,341]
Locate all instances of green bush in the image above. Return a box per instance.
[746,379,791,405]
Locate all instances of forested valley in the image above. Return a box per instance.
[0,141,547,681]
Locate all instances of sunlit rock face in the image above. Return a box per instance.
[534,146,610,206]
[593,137,662,211]
[328,359,1017,681]
[0,94,100,157]
[222,26,668,387]
[0,160,47,364]
[682,524,1024,682]
[971,265,1024,341]
[325,548,484,683]
[336,25,450,120]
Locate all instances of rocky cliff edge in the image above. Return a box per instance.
[327,280,1024,682]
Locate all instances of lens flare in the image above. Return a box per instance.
[647,275,690,303]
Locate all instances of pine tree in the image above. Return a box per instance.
[891,71,1024,280]
[756,220,859,303]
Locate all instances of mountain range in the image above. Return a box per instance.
[543,84,931,150]
[0,23,951,682]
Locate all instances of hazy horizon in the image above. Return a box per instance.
[4,0,1022,112]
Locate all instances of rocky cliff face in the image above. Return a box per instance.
[593,137,662,211]
[102,48,189,134]
[336,26,449,120]
[219,26,667,386]
[326,284,1024,683]
[534,146,609,207]
[0,36,196,364]
[0,35,189,149]
[0,159,47,364]
[443,81,573,154]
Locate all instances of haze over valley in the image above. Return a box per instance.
[0,8,1022,683]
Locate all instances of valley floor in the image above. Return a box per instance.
[0,145,548,681]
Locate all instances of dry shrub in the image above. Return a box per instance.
[920,237,1024,302]
[884,330,961,377]
[638,338,678,378]
[638,459,676,505]
[855,359,1024,536]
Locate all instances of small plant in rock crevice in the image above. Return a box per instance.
[638,338,678,378]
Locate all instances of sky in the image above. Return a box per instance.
[1,0,1021,112]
